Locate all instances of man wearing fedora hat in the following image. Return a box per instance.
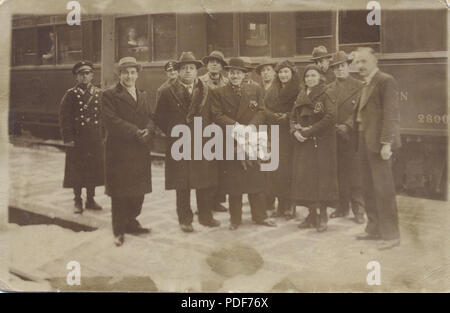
[200,51,229,89]
[102,56,156,246]
[210,57,277,230]
[327,51,366,224]
[311,45,335,83]
[199,50,229,213]
[255,59,277,95]
[59,60,104,214]
[156,60,178,103]
[155,51,220,233]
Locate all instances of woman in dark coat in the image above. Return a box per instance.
[290,64,338,232]
[263,60,300,218]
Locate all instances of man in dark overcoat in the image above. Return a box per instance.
[59,61,104,214]
[102,57,155,246]
[210,57,277,230]
[311,46,335,83]
[155,51,220,233]
[199,50,229,213]
[353,47,401,250]
[327,51,366,224]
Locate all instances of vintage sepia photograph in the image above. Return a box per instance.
[0,0,448,295]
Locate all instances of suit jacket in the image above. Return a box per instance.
[155,78,218,190]
[354,70,401,153]
[102,83,155,197]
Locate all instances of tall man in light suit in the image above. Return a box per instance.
[353,47,401,250]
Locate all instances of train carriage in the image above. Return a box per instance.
[9,9,448,199]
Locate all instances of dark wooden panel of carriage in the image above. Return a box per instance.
[383,9,447,53]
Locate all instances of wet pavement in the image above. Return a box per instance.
[4,144,450,292]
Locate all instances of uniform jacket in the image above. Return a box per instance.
[155,78,218,190]
[290,83,338,204]
[354,70,401,153]
[102,83,155,197]
[210,82,266,195]
[59,83,104,188]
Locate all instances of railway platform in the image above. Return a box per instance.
[3,143,449,292]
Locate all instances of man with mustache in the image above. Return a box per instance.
[353,47,401,250]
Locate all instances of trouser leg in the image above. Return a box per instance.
[350,187,365,217]
[176,189,193,225]
[367,151,400,240]
[228,194,243,225]
[73,186,82,200]
[111,196,127,237]
[196,187,214,223]
[277,197,292,214]
[248,192,267,223]
[358,135,379,235]
[86,185,95,200]
[127,195,145,229]
[266,193,276,211]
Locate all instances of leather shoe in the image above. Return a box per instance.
[126,226,151,234]
[114,234,124,247]
[180,223,194,233]
[199,218,221,227]
[85,199,103,211]
[377,238,400,250]
[330,210,349,218]
[255,218,277,227]
[356,232,381,240]
[229,223,239,230]
[74,198,83,214]
[354,214,366,224]
[212,204,228,212]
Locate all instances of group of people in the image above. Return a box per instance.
[59,45,401,250]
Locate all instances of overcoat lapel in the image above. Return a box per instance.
[168,80,189,114]
[116,83,138,110]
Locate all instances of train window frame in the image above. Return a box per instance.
[337,9,382,53]
[11,15,103,68]
[295,10,335,57]
[115,14,177,64]
[206,12,235,57]
[238,12,271,58]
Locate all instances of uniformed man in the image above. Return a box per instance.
[353,47,401,250]
[311,46,335,83]
[59,61,104,214]
[210,57,277,230]
[156,61,178,103]
[327,51,365,224]
[102,57,155,246]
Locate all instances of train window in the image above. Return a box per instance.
[240,13,270,57]
[206,13,234,57]
[338,10,380,53]
[56,25,83,64]
[383,10,447,53]
[38,27,56,65]
[296,11,333,56]
[153,14,177,61]
[117,16,150,62]
[12,28,38,66]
